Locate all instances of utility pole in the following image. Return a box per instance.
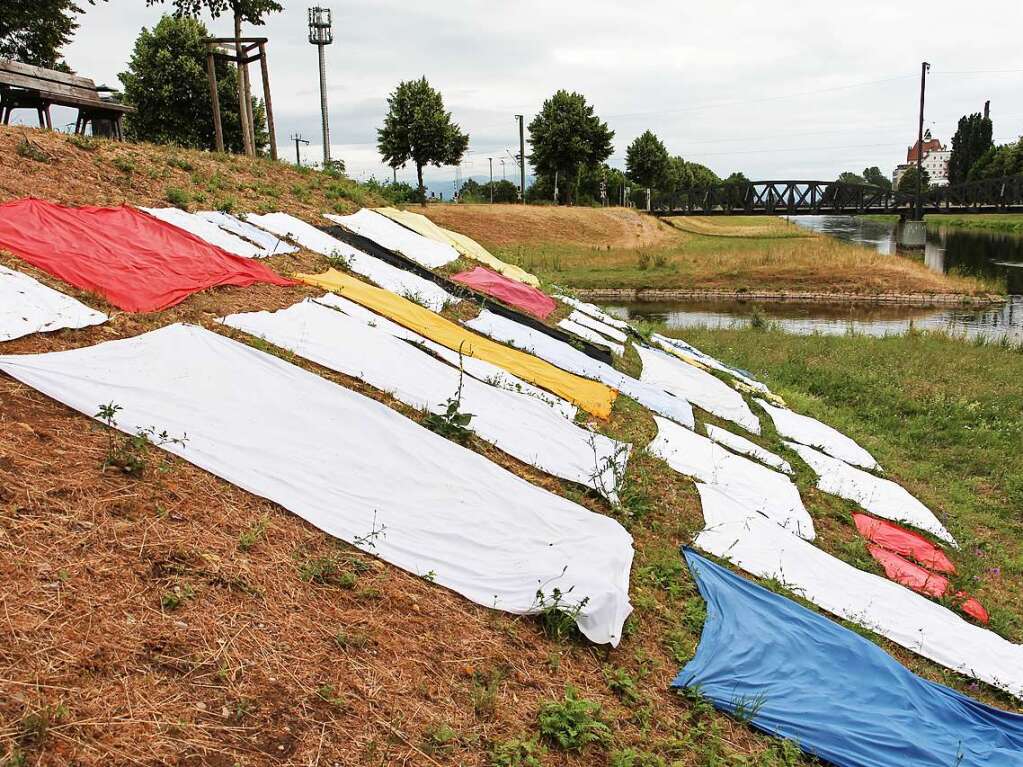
[500,158,506,181]
[291,133,309,166]
[488,157,494,203]
[308,8,333,168]
[515,114,525,204]
[915,61,930,221]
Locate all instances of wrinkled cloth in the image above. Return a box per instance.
[451,266,557,319]
[675,548,1023,767]
[325,209,458,268]
[705,424,793,474]
[141,207,262,258]
[557,318,625,357]
[197,211,298,256]
[0,324,634,645]
[0,265,107,342]
[757,398,880,470]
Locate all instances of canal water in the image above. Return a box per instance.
[609,216,1023,346]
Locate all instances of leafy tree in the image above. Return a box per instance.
[837,171,866,185]
[862,166,892,191]
[948,112,994,184]
[0,0,104,71]
[528,90,614,204]
[897,165,930,194]
[378,77,469,203]
[967,137,1023,181]
[146,0,282,154]
[119,15,266,152]
[625,130,669,190]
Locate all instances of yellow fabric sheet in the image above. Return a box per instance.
[297,268,616,418]
[375,207,542,288]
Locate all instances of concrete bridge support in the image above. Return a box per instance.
[896,219,927,249]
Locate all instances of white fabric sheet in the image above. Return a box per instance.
[756,398,879,470]
[325,209,459,269]
[0,265,107,342]
[245,213,456,311]
[557,318,625,357]
[786,441,955,545]
[554,294,631,331]
[705,424,793,474]
[0,324,633,645]
[653,333,771,395]
[141,207,263,258]
[221,300,627,501]
[650,415,814,539]
[197,211,298,256]
[636,345,761,434]
[567,310,629,344]
[694,483,1023,698]
[313,292,577,420]
[465,309,694,428]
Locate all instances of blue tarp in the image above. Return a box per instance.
[674,548,1023,767]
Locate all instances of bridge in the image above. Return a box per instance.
[653,174,1023,219]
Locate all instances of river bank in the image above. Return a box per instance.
[575,287,1003,306]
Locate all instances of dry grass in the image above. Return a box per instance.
[661,216,809,239]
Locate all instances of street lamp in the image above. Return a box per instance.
[308,7,333,168]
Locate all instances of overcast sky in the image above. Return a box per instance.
[40,1,1023,189]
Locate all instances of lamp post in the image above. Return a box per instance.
[915,61,930,221]
[488,157,494,204]
[308,7,333,168]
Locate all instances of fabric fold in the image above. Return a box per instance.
[1,265,107,342]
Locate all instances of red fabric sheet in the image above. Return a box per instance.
[451,266,557,319]
[0,199,294,312]
[867,545,949,598]
[853,512,955,573]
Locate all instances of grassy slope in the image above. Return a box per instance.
[2,128,1022,766]
[927,213,1023,235]
[419,205,995,295]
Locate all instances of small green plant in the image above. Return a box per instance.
[422,722,458,755]
[333,627,373,650]
[749,306,768,330]
[160,583,194,611]
[166,155,194,172]
[112,155,135,174]
[470,667,504,719]
[352,511,387,551]
[165,186,190,208]
[423,343,475,444]
[610,748,666,767]
[315,683,346,709]
[95,402,188,478]
[730,691,767,723]
[637,251,651,270]
[298,553,364,588]
[68,133,98,151]
[489,736,546,767]
[602,665,642,706]
[214,196,237,214]
[238,515,270,552]
[16,137,49,163]
[533,577,590,641]
[537,686,611,752]
[1,746,27,767]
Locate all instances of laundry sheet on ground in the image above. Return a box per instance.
[197,211,298,256]
[693,482,1023,697]
[852,513,954,573]
[557,318,625,357]
[650,416,813,539]
[787,441,954,546]
[245,213,455,312]
[0,199,293,312]
[653,333,773,396]
[325,209,458,269]
[0,265,108,342]
[674,548,1023,767]
[704,424,792,474]
[636,345,761,434]
[221,299,627,500]
[452,266,557,320]
[756,398,879,470]
[0,324,633,645]
[141,207,263,258]
[375,208,541,287]
[465,309,694,428]
[554,295,631,332]
[297,270,616,418]
[566,310,629,344]
[313,292,577,420]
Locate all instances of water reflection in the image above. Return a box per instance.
[608,297,1023,346]
[789,216,1023,292]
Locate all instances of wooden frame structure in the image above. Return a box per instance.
[204,37,277,160]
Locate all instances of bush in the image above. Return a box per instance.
[165,186,190,208]
[537,686,611,751]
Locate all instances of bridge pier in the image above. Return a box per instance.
[896,219,927,249]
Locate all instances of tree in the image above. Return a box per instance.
[967,137,1023,181]
[625,130,669,191]
[0,0,103,71]
[528,90,614,204]
[147,0,282,155]
[862,166,892,191]
[837,171,866,185]
[948,112,994,185]
[119,15,266,152]
[378,77,469,203]
[897,165,930,194]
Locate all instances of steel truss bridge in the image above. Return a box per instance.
[654,175,1023,218]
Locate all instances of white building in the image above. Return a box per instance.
[893,131,950,188]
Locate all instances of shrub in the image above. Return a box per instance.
[165,186,190,208]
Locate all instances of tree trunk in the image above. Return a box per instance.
[417,163,426,206]
[233,8,253,156]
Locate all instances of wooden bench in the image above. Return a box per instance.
[0,60,135,140]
